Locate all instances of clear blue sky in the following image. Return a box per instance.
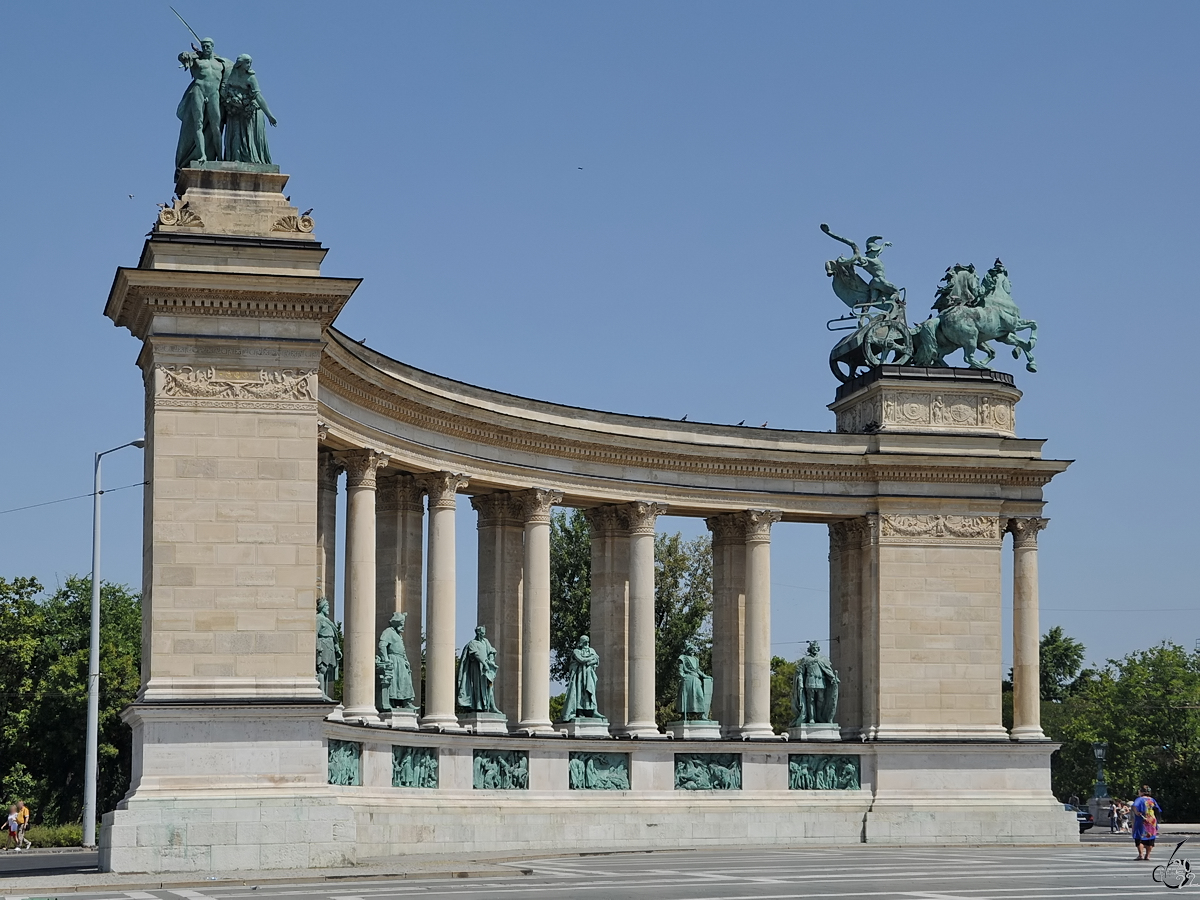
[1,1,1197,672]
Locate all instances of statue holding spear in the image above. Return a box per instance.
[171,7,231,172]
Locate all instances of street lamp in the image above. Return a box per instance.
[83,439,145,849]
[1092,740,1109,801]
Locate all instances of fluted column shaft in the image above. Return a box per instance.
[741,510,781,738]
[337,450,389,721]
[316,452,343,606]
[1009,517,1048,740]
[472,493,525,721]
[623,502,667,737]
[420,472,469,730]
[376,475,426,694]
[517,489,562,733]
[586,506,630,732]
[706,513,747,735]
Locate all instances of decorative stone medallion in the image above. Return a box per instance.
[788,754,860,790]
[328,739,361,786]
[569,752,630,790]
[392,746,438,789]
[674,753,742,790]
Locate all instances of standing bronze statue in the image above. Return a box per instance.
[457,626,501,713]
[175,37,231,171]
[221,54,278,164]
[561,635,603,720]
[791,641,839,725]
[315,597,340,702]
[376,612,417,712]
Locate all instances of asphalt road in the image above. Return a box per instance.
[0,847,98,877]
[2,844,1187,900]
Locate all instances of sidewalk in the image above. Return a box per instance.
[1,850,534,894]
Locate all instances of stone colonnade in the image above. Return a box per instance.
[317,449,1048,740]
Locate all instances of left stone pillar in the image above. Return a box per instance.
[1008,516,1048,741]
[516,489,563,734]
[420,472,469,730]
[740,509,781,739]
[337,450,389,722]
[621,501,667,738]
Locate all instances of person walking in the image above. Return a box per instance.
[1131,785,1162,860]
[14,801,30,850]
[1109,799,1120,833]
[4,806,18,851]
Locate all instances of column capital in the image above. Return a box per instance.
[583,504,628,536]
[739,509,782,543]
[316,420,330,441]
[420,471,470,509]
[471,491,524,527]
[829,517,871,553]
[335,449,389,490]
[1007,516,1049,549]
[378,473,426,513]
[705,512,747,545]
[317,450,344,492]
[620,501,668,536]
[516,488,564,525]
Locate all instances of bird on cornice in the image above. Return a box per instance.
[760,422,768,428]
[736,420,745,426]
[680,414,688,421]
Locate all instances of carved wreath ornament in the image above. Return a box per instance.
[157,366,316,402]
[157,196,204,228]
[271,214,315,233]
[880,514,1000,540]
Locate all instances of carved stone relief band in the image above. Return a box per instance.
[621,501,668,536]
[516,489,563,525]
[705,512,748,546]
[833,386,1017,437]
[378,473,426,514]
[156,365,316,403]
[420,472,470,509]
[1006,517,1049,549]
[741,509,782,543]
[336,449,390,490]
[583,504,627,536]
[877,514,1002,545]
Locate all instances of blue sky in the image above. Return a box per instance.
[1,1,1197,672]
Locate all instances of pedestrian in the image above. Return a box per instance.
[1109,799,1120,833]
[4,806,17,851]
[14,800,31,850]
[1131,785,1161,860]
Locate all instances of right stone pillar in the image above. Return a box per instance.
[706,512,746,736]
[1008,516,1048,740]
[586,506,630,732]
[740,509,781,739]
[419,472,469,730]
[623,501,666,738]
[516,488,562,734]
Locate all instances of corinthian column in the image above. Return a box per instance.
[706,513,746,736]
[336,449,390,722]
[621,501,667,738]
[376,475,426,686]
[740,509,782,738]
[316,452,343,606]
[419,472,469,730]
[586,506,630,732]
[471,492,525,721]
[1008,517,1049,740]
[516,488,562,733]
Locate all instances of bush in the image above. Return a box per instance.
[23,823,82,848]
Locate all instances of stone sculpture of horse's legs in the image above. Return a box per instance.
[995,319,1038,372]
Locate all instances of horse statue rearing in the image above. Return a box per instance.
[911,259,1038,372]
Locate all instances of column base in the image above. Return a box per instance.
[1010,725,1049,741]
[666,719,722,740]
[557,717,611,738]
[787,722,841,741]
[384,708,420,731]
[513,718,555,735]
[738,722,780,740]
[617,721,666,739]
[460,711,509,735]
[420,713,465,733]
[341,705,380,725]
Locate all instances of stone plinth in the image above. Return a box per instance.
[384,708,419,730]
[787,723,841,741]
[459,711,508,735]
[558,716,611,738]
[666,720,722,740]
[829,366,1021,436]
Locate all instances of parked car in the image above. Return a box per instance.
[1065,803,1095,833]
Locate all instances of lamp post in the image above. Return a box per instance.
[1092,740,1109,801]
[83,439,144,849]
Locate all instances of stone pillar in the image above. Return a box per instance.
[376,475,426,688]
[622,501,667,738]
[1008,517,1049,741]
[740,509,781,738]
[586,506,630,732]
[706,513,746,736]
[471,493,525,721]
[337,449,390,721]
[419,472,469,730]
[860,514,881,740]
[516,489,562,734]
[316,451,342,606]
[828,519,867,739]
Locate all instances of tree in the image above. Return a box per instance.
[0,576,141,826]
[549,510,591,683]
[1040,625,1087,702]
[770,656,797,734]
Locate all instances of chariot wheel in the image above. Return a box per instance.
[829,355,859,383]
[862,315,914,367]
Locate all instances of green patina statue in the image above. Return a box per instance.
[221,54,277,165]
[676,653,714,721]
[315,597,340,702]
[561,635,604,721]
[376,612,417,712]
[791,641,839,726]
[175,38,231,171]
[457,626,501,713]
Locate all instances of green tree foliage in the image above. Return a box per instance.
[1040,625,1087,702]
[549,510,592,682]
[1044,639,1200,819]
[770,656,797,733]
[0,576,141,826]
[548,511,713,721]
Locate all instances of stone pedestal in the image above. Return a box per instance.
[666,720,721,740]
[384,708,419,731]
[788,723,842,742]
[459,711,508,735]
[558,716,611,738]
